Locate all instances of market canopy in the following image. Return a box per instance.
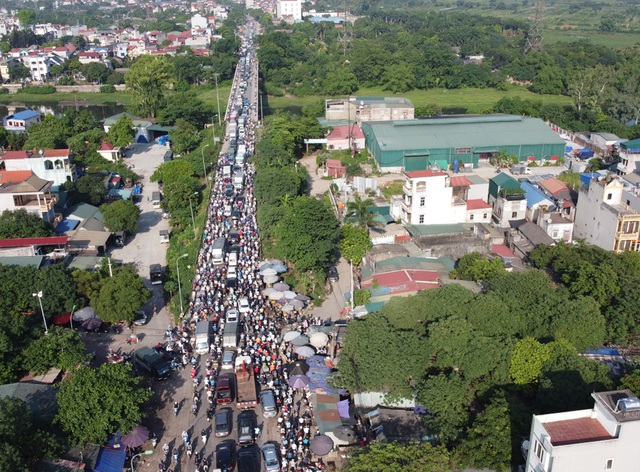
[94,447,126,472]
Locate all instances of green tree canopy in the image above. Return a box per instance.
[0,397,61,471]
[156,92,212,128]
[56,363,151,445]
[100,199,140,232]
[161,176,200,224]
[68,175,107,206]
[0,209,54,239]
[345,194,382,232]
[510,337,551,385]
[151,158,196,184]
[170,118,202,155]
[107,115,135,148]
[23,326,86,374]
[17,10,36,26]
[342,441,452,472]
[254,166,303,206]
[339,224,372,264]
[125,55,175,117]
[92,264,150,323]
[274,196,339,272]
[453,251,505,281]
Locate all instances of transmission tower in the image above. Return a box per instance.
[338,0,351,56]
[524,0,544,54]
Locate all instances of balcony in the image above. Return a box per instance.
[452,196,466,206]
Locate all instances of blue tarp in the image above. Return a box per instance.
[580,173,600,186]
[587,348,621,356]
[54,218,80,233]
[94,447,126,472]
[579,147,595,160]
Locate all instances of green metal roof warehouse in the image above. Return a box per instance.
[361,114,566,172]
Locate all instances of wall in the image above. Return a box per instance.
[413,231,492,258]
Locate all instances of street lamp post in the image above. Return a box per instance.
[188,192,199,235]
[201,144,210,181]
[214,73,222,126]
[32,291,48,335]
[131,450,153,472]
[176,253,189,317]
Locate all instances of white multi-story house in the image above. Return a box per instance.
[191,13,209,30]
[276,0,302,20]
[2,109,41,133]
[524,389,640,472]
[574,175,640,251]
[536,210,574,242]
[401,170,489,225]
[0,170,57,224]
[492,191,527,228]
[616,138,640,176]
[22,52,50,81]
[2,149,76,189]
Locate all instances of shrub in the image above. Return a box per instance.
[17,85,56,94]
[0,87,9,95]
[100,84,116,93]
[353,289,371,306]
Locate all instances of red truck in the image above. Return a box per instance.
[235,356,258,410]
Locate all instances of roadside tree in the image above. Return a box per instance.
[107,115,135,148]
[125,55,175,118]
[101,199,140,232]
[151,159,195,184]
[92,265,150,323]
[56,363,151,445]
[339,224,372,264]
[345,194,382,232]
[23,326,86,374]
[342,441,452,472]
[170,118,202,155]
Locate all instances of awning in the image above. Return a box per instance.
[474,149,498,153]
[94,447,126,472]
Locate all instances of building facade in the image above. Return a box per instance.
[616,138,640,176]
[0,170,58,224]
[574,176,640,251]
[3,109,40,133]
[276,0,302,20]
[2,149,76,189]
[325,97,415,123]
[524,390,640,472]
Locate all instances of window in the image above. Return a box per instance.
[511,211,518,218]
[552,231,558,239]
[419,215,424,224]
[483,213,488,219]
[606,459,614,469]
[607,193,613,200]
[419,197,425,207]
[533,439,545,463]
[469,214,474,220]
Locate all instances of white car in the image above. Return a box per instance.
[238,297,250,313]
[226,309,239,323]
[261,443,280,472]
[227,265,237,279]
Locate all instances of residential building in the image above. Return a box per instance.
[616,138,640,176]
[361,114,566,173]
[2,109,41,133]
[21,52,50,81]
[536,210,574,242]
[0,170,58,224]
[191,13,209,29]
[77,51,102,64]
[276,0,303,20]
[520,181,554,222]
[2,149,76,188]
[326,124,365,151]
[535,176,576,220]
[574,175,640,251]
[507,220,555,258]
[401,170,489,225]
[97,142,122,162]
[524,389,640,472]
[489,173,527,228]
[325,96,414,123]
[0,57,20,82]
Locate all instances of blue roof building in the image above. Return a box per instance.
[520,181,554,220]
[3,109,41,133]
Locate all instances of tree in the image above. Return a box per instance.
[23,326,86,374]
[156,93,212,128]
[418,372,473,444]
[0,397,61,471]
[151,159,195,184]
[107,115,135,148]
[92,265,151,323]
[69,175,107,206]
[274,196,339,272]
[339,224,372,264]
[453,252,505,281]
[170,118,202,155]
[342,441,452,472]
[101,199,140,232]
[0,209,54,239]
[254,167,302,205]
[510,337,551,385]
[56,363,151,445]
[9,64,31,82]
[17,10,36,26]
[456,391,511,471]
[125,55,175,117]
[345,194,382,232]
[619,369,640,397]
[162,176,200,223]
[81,62,110,84]
[382,62,416,93]
[23,115,68,150]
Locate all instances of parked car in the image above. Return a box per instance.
[237,447,259,472]
[216,440,236,472]
[328,266,339,282]
[215,408,233,437]
[237,411,256,446]
[133,310,147,326]
[261,443,280,472]
[238,297,250,313]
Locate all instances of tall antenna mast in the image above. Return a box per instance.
[338,0,350,56]
[524,0,543,54]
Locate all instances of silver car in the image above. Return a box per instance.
[261,443,280,472]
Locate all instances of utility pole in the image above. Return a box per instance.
[524,0,544,54]
[214,73,222,126]
[107,257,113,277]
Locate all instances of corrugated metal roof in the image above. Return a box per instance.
[364,115,565,151]
[520,181,553,207]
[0,236,68,247]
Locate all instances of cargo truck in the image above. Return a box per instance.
[235,355,258,410]
[223,320,238,348]
[134,346,170,380]
[211,237,226,265]
[195,321,211,355]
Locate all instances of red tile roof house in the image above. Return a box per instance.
[325,159,347,178]
[326,125,365,151]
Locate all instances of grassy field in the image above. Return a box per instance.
[266,85,572,115]
[0,90,133,106]
[542,29,640,48]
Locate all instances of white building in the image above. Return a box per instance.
[574,175,640,251]
[2,149,77,188]
[0,170,57,224]
[21,52,50,81]
[276,0,303,20]
[2,109,41,133]
[524,390,640,472]
[401,170,489,225]
[616,138,640,176]
[536,211,574,242]
[191,14,209,30]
